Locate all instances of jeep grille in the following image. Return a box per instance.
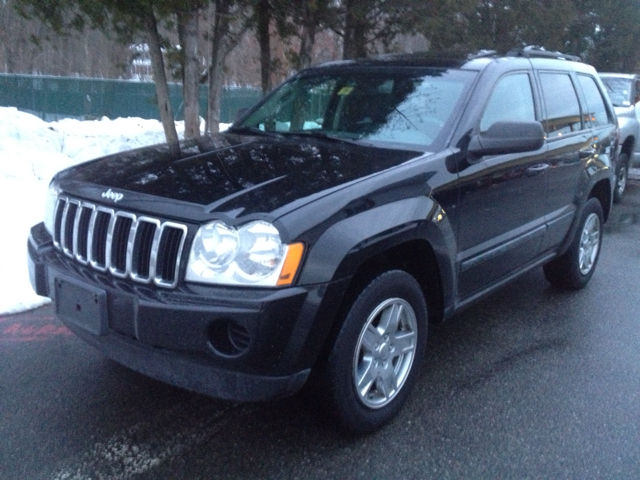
[52,196,188,288]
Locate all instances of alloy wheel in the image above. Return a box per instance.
[353,297,418,409]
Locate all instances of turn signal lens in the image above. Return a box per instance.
[277,243,305,286]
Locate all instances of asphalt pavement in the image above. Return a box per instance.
[1,179,640,479]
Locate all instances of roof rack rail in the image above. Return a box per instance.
[506,46,581,62]
[468,50,497,60]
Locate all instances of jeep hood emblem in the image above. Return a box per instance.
[102,188,124,203]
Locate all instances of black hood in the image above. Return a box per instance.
[56,132,424,216]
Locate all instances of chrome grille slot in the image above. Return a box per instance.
[53,196,188,288]
[61,200,79,256]
[131,218,160,281]
[91,208,112,270]
[109,212,135,277]
[53,200,65,246]
[74,204,94,264]
[155,224,188,287]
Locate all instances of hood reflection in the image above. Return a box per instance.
[60,132,423,215]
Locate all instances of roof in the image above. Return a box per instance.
[312,46,583,72]
[313,52,474,70]
[599,72,639,79]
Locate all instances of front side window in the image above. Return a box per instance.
[236,68,477,150]
[540,72,583,137]
[480,73,536,132]
[577,74,612,128]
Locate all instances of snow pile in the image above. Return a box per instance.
[0,107,223,314]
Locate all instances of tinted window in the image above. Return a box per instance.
[577,75,612,128]
[540,73,583,137]
[481,73,536,132]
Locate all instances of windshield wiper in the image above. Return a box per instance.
[283,130,359,144]
[228,125,282,137]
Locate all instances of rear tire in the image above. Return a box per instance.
[614,152,629,203]
[543,198,603,289]
[319,270,427,434]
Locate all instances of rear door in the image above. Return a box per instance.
[538,70,615,252]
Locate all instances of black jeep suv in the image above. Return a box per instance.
[28,47,618,433]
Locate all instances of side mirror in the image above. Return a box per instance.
[468,121,545,159]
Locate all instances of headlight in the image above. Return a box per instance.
[43,180,61,236]
[186,220,304,287]
[193,222,239,272]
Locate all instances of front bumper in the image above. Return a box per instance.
[28,223,346,401]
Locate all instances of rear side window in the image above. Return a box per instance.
[577,74,612,128]
[480,73,536,132]
[540,72,583,137]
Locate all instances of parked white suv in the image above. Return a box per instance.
[600,73,640,202]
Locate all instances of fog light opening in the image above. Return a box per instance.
[208,319,251,357]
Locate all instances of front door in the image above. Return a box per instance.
[455,72,548,299]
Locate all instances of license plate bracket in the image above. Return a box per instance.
[55,278,107,336]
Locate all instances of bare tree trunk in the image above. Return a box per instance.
[144,11,180,154]
[207,53,225,134]
[177,7,201,139]
[296,2,316,70]
[206,0,247,134]
[206,2,227,134]
[343,0,368,60]
[257,0,272,95]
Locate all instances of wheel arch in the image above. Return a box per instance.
[296,196,455,376]
[305,237,447,421]
[336,239,446,328]
[620,135,635,157]
[309,236,445,372]
[589,177,612,222]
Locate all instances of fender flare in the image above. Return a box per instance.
[296,195,457,309]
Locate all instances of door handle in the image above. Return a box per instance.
[526,163,550,175]
[579,148,597,158]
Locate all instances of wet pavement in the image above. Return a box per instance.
[2,180,640,479]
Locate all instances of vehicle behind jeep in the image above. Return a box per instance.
[600,72,640,201]
[28,48,617,434]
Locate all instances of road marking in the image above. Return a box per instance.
[48,400,244,479]
[0,315,71,342]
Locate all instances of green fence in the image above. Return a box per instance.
[0,74,263,123]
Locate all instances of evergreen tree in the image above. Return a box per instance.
[568,0,640,71]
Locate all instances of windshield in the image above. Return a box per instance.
[235,68,476,150]
[601,77,633,107]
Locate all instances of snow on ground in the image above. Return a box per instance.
[0,106,228,315]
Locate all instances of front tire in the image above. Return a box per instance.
[543,197,604,289]
[320,270,427,434]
